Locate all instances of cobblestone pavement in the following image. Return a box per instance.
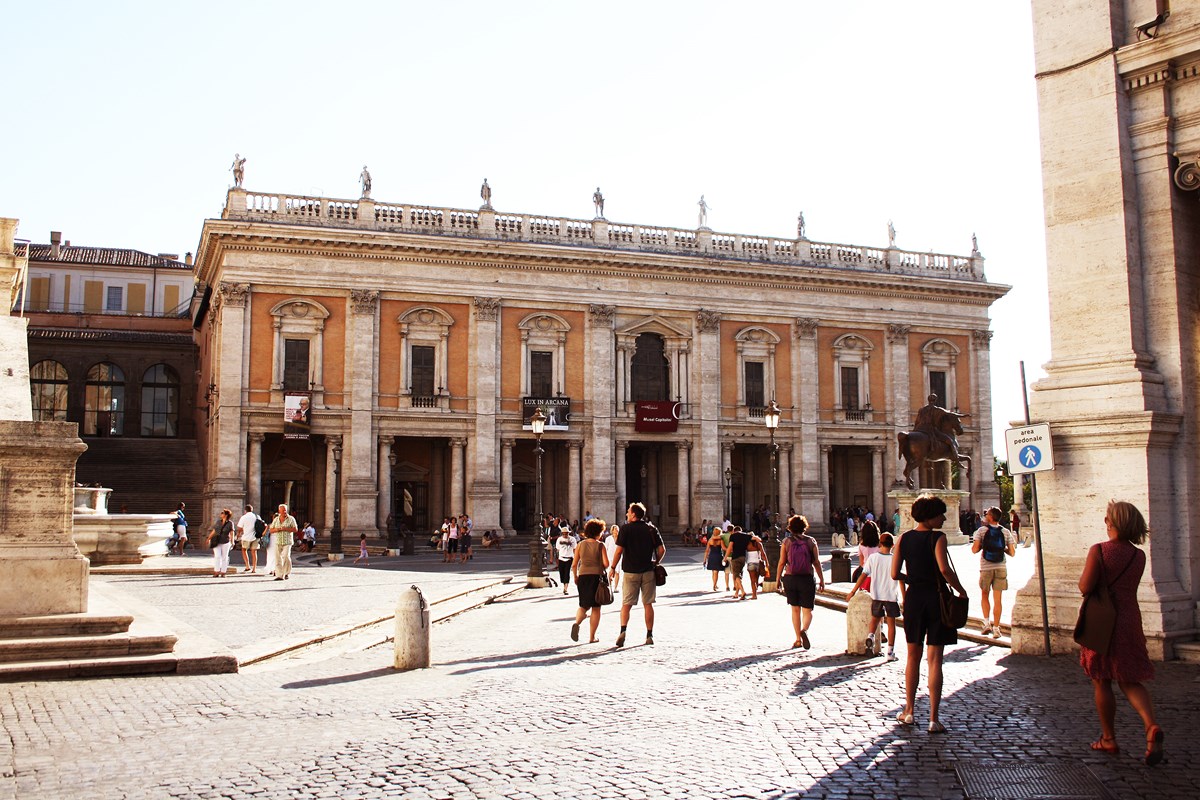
[2,549,1195,799]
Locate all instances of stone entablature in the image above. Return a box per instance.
[223,188,987,283]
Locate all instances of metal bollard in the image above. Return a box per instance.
[846,590,876,655]
[394,584,430,670]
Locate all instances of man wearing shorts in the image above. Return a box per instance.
[725,525,753,599]
[609,502,665,648]
[971,506,1017,638]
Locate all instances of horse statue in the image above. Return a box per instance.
[898,407,971,490]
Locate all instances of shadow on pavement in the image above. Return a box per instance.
[281,666,397,689]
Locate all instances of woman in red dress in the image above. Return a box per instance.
[1078,500,1164,765]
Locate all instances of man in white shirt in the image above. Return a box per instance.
[971,506,1018,638]
[236,505,260,574]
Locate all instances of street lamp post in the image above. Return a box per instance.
[764,400,781,538]
[331,436,343,559]
[527,409,548,586]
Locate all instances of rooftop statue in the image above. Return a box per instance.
[480,178,492,209]
[898,393,971,489]
[360,166,372,199]
[797,211,806,239]
[698,195,709,228]
[593,187,605,218]
[231,154,246,188]
[888,220,897,247]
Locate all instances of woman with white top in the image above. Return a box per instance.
[555,528,577,594]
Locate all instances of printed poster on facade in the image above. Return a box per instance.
[635,401,681,432]
[284,392,312,439]
[522,397,571,431]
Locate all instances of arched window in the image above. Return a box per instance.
[630,333,670,402]
[30,360,68,422]
[141,364,179,437]
[85,363,125,436]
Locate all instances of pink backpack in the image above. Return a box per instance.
[786,535,814,574]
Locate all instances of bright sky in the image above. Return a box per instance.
[1,1,1049,456]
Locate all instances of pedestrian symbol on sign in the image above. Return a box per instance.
[1021,445,1041,469]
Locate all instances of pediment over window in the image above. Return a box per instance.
[269,299,331,320]
[398,306,455,327]
[616,314,691,340]
[734,326,781,345]
[832,333,874,352]
[517,312,571,333]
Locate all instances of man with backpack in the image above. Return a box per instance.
[971,506,1017,638]
[236,504,264,574]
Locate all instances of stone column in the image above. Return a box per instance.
[721,441,733,518]
[694,309,724,522]
[586,305,617,522]
[248,433,264,511]
[208,283,251,519]
[794,318,824,525]
[970,330,998,507]
[779,442,793,517]
[567,439,583,523]
[345,290,381,537]
[500,439,514,534]
[377,435,392,530]
[467,297,502,528]
[325,436,339,533]
[819,444,832,518]
[676,440,691,530]
[871,445,885,516]
[615,439,628,518]
[449,437,466,516]
[886,324,912,489]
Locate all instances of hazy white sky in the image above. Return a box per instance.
[2,1,1050,455]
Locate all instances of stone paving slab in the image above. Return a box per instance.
[2,549,1192,799]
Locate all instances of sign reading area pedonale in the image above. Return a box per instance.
[1005,423,1055,475]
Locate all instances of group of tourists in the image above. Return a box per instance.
[435,514,475,563]
[172,502,307,581]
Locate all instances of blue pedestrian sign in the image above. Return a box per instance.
[1005,424,1055,475]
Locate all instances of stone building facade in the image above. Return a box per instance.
[192,186,1007,544]
[1017,1,1200,658]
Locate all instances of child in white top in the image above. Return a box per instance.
[847,532,904,660]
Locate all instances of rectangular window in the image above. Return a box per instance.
[530,351,553,397]
[411,345,435,396]
[930,371,947,406]
[744,361,765,408]
[163,285,181,315]
[283,339,310,391]
[127,283,146,315]
[83,280,103,313]
[29,277,50,311]
[106,286,123,312]
[841,366,859,410]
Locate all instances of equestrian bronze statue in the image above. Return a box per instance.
[898,394,971,489]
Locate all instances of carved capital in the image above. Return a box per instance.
[794,317,818,339]
[615,439,629,451]
[971,329,993,349]
[350,289,379,314]
[696,308,722,332]
[675,440,693,451]
[1175,154,1200,192]
[589,304,616,326]
[473,296,501,321]
[218,282,249,308]
[450,437,468,449]
[568,439,585,451]
[886,323,911,343]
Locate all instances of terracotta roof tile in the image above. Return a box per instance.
[24,244,191,270]
[28,328,195,345]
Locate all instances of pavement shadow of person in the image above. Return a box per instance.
[281,666,396,690]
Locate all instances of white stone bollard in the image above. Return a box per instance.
[393,585,430,670]
[846,590,877,656]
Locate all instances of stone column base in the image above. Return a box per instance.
[0,554,89,616]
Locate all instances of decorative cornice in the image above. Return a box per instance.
[971,329,994,348]
[350,289,379,314]
[473,296,501,321]
[696,309,722,332]
[887,323,911,343]
[1175,153,1200,192]
[588,304,616,326]
[795,318,819,339]
[218,282,249,308]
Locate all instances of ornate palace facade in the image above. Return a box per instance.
[192,186,1008,543]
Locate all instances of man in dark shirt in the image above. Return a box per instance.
[725,526,753,599]
[610,502,665,648]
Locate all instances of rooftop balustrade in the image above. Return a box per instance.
[224,189,986,281]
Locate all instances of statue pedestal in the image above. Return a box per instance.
[0,421,90,616]
[887,489,971,538]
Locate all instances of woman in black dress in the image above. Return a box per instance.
[891,493,967,733]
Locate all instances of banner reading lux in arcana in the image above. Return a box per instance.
[522,397,571,431]
[635,401,680,432]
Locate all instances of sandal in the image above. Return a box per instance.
[897,712,914,726]
[1144,725,1164,766]
[928,721,947,734]
[1090,736,1119,754]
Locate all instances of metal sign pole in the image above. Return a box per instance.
[1020,361,1052,657]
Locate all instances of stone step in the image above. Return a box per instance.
[0,613,133,638]
[0,631,177,664]
[1174,641,1200,664]
[0,652,180,682]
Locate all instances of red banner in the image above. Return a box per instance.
[635,401,680,432]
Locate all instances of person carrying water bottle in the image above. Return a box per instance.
[971,506,1017,638]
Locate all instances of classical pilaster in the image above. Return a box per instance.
[969,329,998,507]
[586,304,617,522]
[209,282,250,519]
[793,318,824,525]
[500,439,515,534]
[467,297,502,528]
[694,309,724,522]
[345,290,380,537]
[886,323,912,489]
[675,440,692,530]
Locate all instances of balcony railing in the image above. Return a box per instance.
[226,189,987,283]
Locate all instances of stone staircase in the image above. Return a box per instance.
[74,438,204,515]
[1173,641,1200,664]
